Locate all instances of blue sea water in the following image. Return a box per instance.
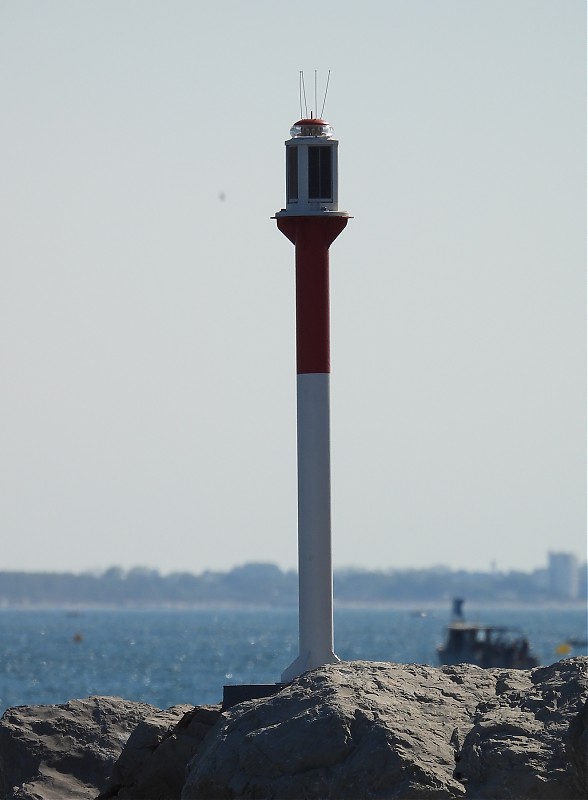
[0,606,586,715]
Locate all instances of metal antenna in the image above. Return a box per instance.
[314,70,317,119]
[320,70,331,118]
[300,71,308,118]
[299,71,304,119]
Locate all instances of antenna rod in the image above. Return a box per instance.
[301,71,308,118]
[320,70,331,118]
[299,71,303,119]
[314,70,317,119]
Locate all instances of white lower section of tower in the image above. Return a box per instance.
[281,373,340,683]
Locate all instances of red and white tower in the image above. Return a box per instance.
[274,117,350,682]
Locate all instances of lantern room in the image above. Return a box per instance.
[275,118,347,217]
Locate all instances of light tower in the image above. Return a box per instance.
[274,116,350,682]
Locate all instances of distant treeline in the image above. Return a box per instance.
[0,563,585,607]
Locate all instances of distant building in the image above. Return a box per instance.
[578,562,588,600]
[531,567,549,590]
[548,552,579,599]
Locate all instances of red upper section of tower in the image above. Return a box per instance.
[276,216,348,374]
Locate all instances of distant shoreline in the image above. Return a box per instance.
[0,601,585,612]
[0,563,585,607]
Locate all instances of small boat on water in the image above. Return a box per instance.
[566,637,588,648]
[437,598,539,669]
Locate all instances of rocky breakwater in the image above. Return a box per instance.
[0,696,163,799]
[183,657,587,799]
[0,657,586,799]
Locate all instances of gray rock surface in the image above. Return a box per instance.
[455,659,587,798]
[99,704,222,799]
[0,696,158,800]
[1,659,586,799]
[566,697,588,793]
[182,657,588,800]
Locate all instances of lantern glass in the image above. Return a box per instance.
[290,121,334,138]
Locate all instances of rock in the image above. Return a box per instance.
[456,658,588,798]
[1,659,586,799]
[99,704,222,799]
[0,696,158,800]
[566,697,587,795]
[182,657,588,800]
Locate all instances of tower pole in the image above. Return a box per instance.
[274,117,350,682]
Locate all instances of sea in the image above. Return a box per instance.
[1,605,586,715]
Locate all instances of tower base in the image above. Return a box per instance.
[222,683,285,711]
[281,649,340,684]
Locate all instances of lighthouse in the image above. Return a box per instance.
[274,117,350,682]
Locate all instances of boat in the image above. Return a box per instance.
[566,637,588,648]
[437,598,539,669]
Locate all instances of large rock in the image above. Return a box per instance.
[182,657,588,799]
[455,659,587,798]
[100,705,222,799]
[0,696,158,800]
[566,697,588,792]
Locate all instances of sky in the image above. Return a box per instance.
[1,1,585,576]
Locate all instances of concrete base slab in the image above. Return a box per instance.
[222,683,285,710]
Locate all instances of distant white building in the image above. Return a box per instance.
[548,552,579,599]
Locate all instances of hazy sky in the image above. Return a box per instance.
[1,1,585,575]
